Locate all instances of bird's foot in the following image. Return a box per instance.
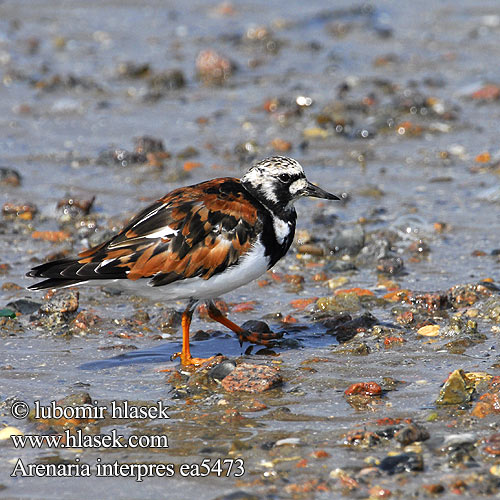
[171,351,215,368]
[236,329,283,346]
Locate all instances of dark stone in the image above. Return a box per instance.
[6,299,41,315]
[96,148,147,167]
[133,136,165,154]
[240,320,272,334]
[356,237,391,266]
[0,167,22,187]
[395,423,430,445]
[379,452,424,475]
[56,196,95,220]
[376,256,404,275]
[375,426,402,439]
[192,330,211,341]
[411,292,449,311]
[328,224,365,256]
[210,360,236,381]
[327,260,357,272]
[321,312,352,330]
[329,312,378,342]
[147,70,185,95]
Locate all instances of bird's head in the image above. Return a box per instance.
[241,156,339,211]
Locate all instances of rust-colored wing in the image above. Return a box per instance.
[27,178,262,289]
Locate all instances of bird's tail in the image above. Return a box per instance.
[26,258,88,290]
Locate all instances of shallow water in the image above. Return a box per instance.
[1,0,500,498]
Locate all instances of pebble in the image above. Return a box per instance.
[209,360,236,381]
[240,319,273,334]
[394,423,430,445]
[376,256,404,275]
[275,437,301,446]
[329,224,365,256]
[435,369,475,405]
[326,312,377,342]
[39,290,79,315]
[2,202,37,220]
[483,434,500,455]
[345,381,382,396]
[0,426,23,441]
[196,49,234,85]
[56,196,95,222]
[379,452,423,475]
[6,299,41,315]
[0,167,22,187]
[417,324,440,337]
[221,363,282,393]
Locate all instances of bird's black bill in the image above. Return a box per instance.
[302,181,340,200]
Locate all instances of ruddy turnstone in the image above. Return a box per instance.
[27,156,339,366]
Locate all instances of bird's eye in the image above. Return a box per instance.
[278,173,290,183]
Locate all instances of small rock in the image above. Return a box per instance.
[147,69,185,97]
[96,148,147,167]
[470,84,500,101]
[368,486,392,498]
[483,434,500,456]
[2,202,37,220]
[6,299,41,315]
[448,283,490,308]
[196,49,234,85]
[417,325,440,337]
[0,426,23,441]
[133,136,166,154]
[270,138,292,152]
[379,452,423,475]
[56,196,95,221]
[40,290,79,315]
[394,424,430,445]
[71,310,101,331]
[210,360,236,380]
[435,369,475,405]
[329,224,365,256]
[356,237,391,265]
[472,392,500,418]
[0,167,22,187]
[327,312,377,342]
[443,433,477,447]
[345,382,382,396]
[344,429,381,448]
[412,292,449,311]
[376,256,404,275]
[275,437,301,446]
[221,363,282,393]
[240,319,272,334]
[31,231,71,242]
[421,484,445,495]
[116,61,150,78]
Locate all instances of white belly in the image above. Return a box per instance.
[102,242,270,302]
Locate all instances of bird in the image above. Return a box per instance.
[27,156,340,366]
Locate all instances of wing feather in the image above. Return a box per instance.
[27,178,262,289]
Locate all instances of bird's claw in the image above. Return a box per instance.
[236,329,283,346]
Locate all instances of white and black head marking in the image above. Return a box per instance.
[241,156,339,210]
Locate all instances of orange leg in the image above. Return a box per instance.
[206,301,282,346]
[171,301,214,367]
